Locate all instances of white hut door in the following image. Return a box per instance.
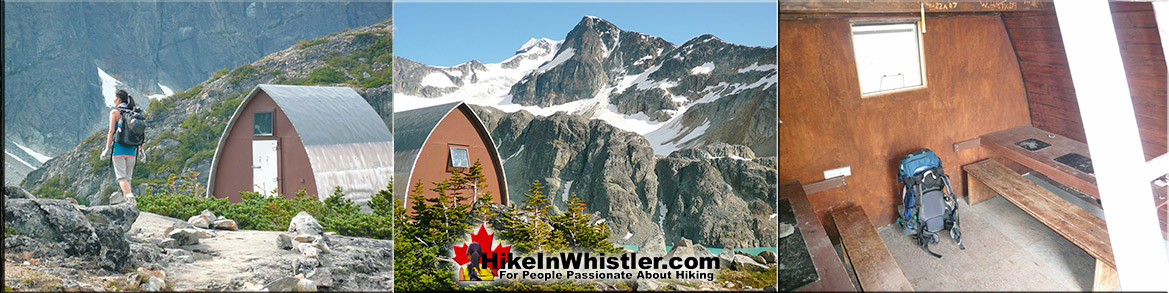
[253,140,279,196]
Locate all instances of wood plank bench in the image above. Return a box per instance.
[780,181,857,291]
[831,205,914,291]
[963,159,1118,290]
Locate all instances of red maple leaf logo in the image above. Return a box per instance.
[453,224,511,275]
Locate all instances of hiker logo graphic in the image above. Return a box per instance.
[453,224,511,282]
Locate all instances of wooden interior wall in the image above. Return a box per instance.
[1004,2,1168,160]
[779,14,1032,236]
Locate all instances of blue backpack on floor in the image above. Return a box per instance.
[897,148,964,258]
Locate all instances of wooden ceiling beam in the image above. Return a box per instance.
[780,1,1055,13]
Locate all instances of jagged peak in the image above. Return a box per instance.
[574,15,620,32]
[515,37,560,55]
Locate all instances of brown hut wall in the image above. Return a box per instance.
[405,107,506,211]
[212,91,317,202]
[1005,2,1168,160]
[779,14,1031,236]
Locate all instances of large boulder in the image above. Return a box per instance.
[639,232,667,257]
[4,185,35,199]
[167,228,202,246]
[3,194,138,271]
[288,211,324,237]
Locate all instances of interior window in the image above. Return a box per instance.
[852,22,925,96]
[254,112,273,136]
[450,146,470,168]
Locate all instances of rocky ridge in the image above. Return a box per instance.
[3,185,393,291]
[471,105,778,248]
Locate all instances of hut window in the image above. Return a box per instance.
[254,112,273,136]
[851,22,925,96]
[449,146,470,169]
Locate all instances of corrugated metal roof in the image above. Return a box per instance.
[259,84,393,146]
[392,101,462,199]
[208,84,393,206]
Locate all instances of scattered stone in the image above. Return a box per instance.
[308,268,333,288]
[288,211,324,237]
[212,219,238,231]
[732,254,768,272]
[158,238,178,249]
[277,233,294,250]
[312,237,331,254]
[294,278,318,292]
[198,229,217,238]
[200,209,217,222]
[142,276,165,291]
[719,248,737,268]
[187,215,210,229]
[262,276,299,292]
[109,192,126,205]
[759,250,777,264]
[167,228,201,246]
[293,234,317,243]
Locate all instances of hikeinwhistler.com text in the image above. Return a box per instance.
[477,252,721,282]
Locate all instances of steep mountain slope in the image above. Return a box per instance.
[394,16,777,157]
[3,2,392,184]
[471,106,776,248]
[22,19,393,204]
[395,16,776,248]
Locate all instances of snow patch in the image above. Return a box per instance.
[420,72,456,88]
[690,62,714,75]
[560,180,574,203]
[738,62,778,73]
[657,200,668,236]
[770,213,778,220]
[5,150,35,169]
[502,145,524,164]
[644,119,712,156]
[623,232,634,240]
[632,55,654,66]
[159,83,174,96]
[11,141,51,163]
[726,183,734,193]
[535,47,575,74]
[97,67,120,107]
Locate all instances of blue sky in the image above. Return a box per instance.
[394,2,778,67]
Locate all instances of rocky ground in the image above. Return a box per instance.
[3,186,392,291]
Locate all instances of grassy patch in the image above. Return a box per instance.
[715,266,778,289]
[33,175,78,202]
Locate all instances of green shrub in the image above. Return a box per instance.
[34,175,78,203]
[211,67,230,80]
[307,67,347,84]
[137,176,394,239]
[226,64,260,86]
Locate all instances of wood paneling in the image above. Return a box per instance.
[1004,2,1168,160]
[780,15,1031,232]
[780,1,1052,13]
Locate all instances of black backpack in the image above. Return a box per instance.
[116,106,147,146]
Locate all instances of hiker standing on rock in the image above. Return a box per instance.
[102,89,140,204]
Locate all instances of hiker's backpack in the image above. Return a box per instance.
[115,106,147,147]
[897,148,964,258]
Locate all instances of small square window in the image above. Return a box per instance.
[450,147,469,169]
[254,112,273,136]
[852,22,925,96]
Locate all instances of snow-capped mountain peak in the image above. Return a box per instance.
[395,16,777,156]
